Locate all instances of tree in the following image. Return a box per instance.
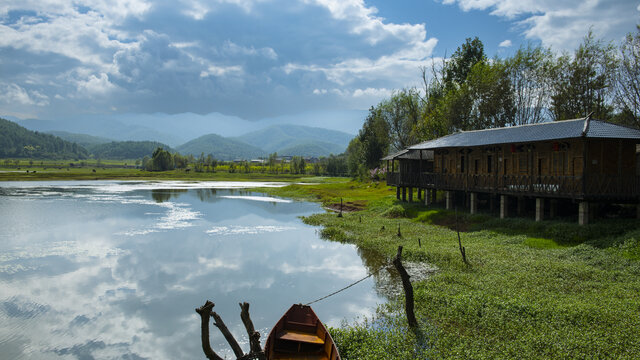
[505,44,554,125]
[445,37,486,87]
[380,88,422,151]
[463,60,515,129]
[613,27,640,128]
[550,30,617,120]
[151,147,174,171]
[358,106,391,169]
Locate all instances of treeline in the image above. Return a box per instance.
[0,118,89,159]
[347,28,640,178]
[88,141,173,160]
[142,147,349,176]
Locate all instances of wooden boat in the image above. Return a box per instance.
[265,304,340,360]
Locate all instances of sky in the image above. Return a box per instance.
[1,0,639,134]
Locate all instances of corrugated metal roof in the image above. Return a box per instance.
[381,149,434,160]
[408,118,640,150]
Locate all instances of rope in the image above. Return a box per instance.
[304,270,378,306]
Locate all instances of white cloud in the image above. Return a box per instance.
[75,73,117,96]
[221,40,278,60]
[499,39,512,47]
[307,0,427,45]
[179,0,267,19]
[200,65,243,77]
[0,83,49,106]
[442,0,638,50]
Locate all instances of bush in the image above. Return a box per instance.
[381,204,406,218]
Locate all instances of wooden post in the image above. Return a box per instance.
[579,201,589,225]
[393,246,418,329]
[408,187,413,202]
[396,186,400,200]
[535,198,544,222]
[470,192,478,214]
[402,187,407,202]
[445,191,453,210]
[500,195,508,219]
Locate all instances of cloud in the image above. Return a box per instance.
[0,83,49,106]
[499,39,512,47]
[442,0,638,50]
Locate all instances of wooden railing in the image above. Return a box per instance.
[386,172,640,200]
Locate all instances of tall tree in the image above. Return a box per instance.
[613,27,640,128]
[445,37,486,87]
[380,88,422,150]
[550,30,617,120]
[505,44,554,125]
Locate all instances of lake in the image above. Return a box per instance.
[0,181,385,359]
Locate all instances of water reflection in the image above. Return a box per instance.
[0,181,384,359]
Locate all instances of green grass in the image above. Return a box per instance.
[261,182,640,359]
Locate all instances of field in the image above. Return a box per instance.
[261,181,640,359]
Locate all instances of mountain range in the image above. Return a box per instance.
[8,118,354,160]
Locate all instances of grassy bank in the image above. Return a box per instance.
[262,182,640,359]
[0,166,317,182]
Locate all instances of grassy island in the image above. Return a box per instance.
[261,180,640,359]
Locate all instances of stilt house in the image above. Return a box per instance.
[384,117,640,225]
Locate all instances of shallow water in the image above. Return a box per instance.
[0,181,384,359]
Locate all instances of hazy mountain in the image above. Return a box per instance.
[16,118,186,146]
[277,141,346,157]
[47,131,113,147]
[0,118,89,159]
[234,124,352,155]
[176,134,265,160]
[88,141,173,160]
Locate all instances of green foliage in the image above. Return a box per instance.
[259,180,640,359]
[151,147,174,171]
[88,140,172,160]
[550,30,617,120]
[613,26,640,128]
[445,36,486,87]
[0,118,89,159]
[381,204,406,218]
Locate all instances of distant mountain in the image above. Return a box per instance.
[47,131,113,147]
[176,134,265,160]
[17,118,186,147]
[88,141,173,160]
[0,118,89,159]
[278,141,346,157]
[234,124,352,155]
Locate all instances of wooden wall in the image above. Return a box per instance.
[432,139,638,177]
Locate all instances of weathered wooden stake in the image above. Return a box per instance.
[397,224,402,237]
[418,238,421,247]
[393,246,418,328]
[338,198,343,217]
[455,207,468,265]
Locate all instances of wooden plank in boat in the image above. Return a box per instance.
[277,330,325,344]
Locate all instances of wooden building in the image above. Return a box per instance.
[384,117,640,225]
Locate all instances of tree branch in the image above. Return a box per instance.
[240,302,266,360]
[195,301,224,360]
[392,246,418,328]
[212,311,245,359]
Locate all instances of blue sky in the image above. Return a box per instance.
[1,0,638,134]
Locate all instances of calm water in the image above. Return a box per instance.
[0,181,384,359]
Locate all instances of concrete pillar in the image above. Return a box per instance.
[535,198,545,222]
[396,187,400,200]
[489,195,495,214]
[517,197,524,216]
[402,187,407,202]
[579,201,589,225]
[500,195,509,219]
[408,187,413,202]
[549,199,557,219]
[470,193,478,214]
[424,189,431,206]
[445,191,453,210]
